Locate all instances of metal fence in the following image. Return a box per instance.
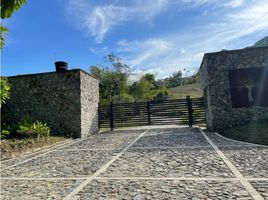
[98,96,206,130]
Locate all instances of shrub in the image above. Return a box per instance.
[0,129,10,139]
[17,116,51,140]
[0,77,10,106]
[32,121,50,139]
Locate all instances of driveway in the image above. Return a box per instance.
[1,127,267,199]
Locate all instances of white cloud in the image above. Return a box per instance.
[204,1,268,42]
[225,0,245,8]
[112,1,268,78]
[65,0,170,43]
[65,0,260,43]
[117,39,173,70]
[65,0,268,78]
[115,38,197,78]
[84,5,129,43]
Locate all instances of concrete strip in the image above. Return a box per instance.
[201,130,264,200]
[63,129,149,200]
[55,148,120,151]
[1,177,267,181]
[95,177,239,181]
[0,177,87,180]
[130,146,212,149]
[246,178,268,181]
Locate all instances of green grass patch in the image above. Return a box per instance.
[0,136,68,161]
[223,122,268,145]
[168,83,203,99]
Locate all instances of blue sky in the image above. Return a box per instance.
[1,0,268,79]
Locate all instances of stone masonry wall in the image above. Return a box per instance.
[80,70,99,138]
[200,47,268,131]
[2,69,99,138]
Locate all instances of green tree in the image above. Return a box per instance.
[0,77,10,106]
[1,0,26,48]
[90,66,102,80]
[129,73,168,102]
[90,56,169,103]
[105,54,130,74]
[89,54,131,103]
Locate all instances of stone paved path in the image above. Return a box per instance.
[1,127,267,199]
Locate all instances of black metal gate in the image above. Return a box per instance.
[98,96,206,130]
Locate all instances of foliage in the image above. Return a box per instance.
[1,0,26,18]
[0,77,10,106]
[0,25,8,48]
[17,116,51,140]
[1,0,27,49]
[90,54,131,104]
[90,54,169,103]
[158,71,200,88]
[90,63,169,103]
[0,129,10,139]
[105,54,130,74]
[129,74,168,102]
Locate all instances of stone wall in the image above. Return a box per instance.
[80,71,99,138]
[200,46,268,131]
[2,69,99,138]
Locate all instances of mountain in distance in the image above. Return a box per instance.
[253,36,268,47]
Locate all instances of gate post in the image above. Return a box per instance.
[186,96,193,127]
[147,101,151,125]
[109,102,114,131]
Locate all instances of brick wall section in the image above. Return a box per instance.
[200,47,268,131]
[2,69,99,138]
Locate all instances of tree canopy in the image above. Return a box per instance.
[89,54,168,104]
[0,0,26,48]
[0,77,10,106]
[158,70,200,88]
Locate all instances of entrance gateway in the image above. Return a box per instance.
[98,96,206,130]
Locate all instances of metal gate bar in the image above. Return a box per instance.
[98,96,206,130]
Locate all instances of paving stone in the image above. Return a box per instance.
[1,152,45,169]
[1,127,266,199]
[1,150,115,178]
[132,132,209,148]
[250,181,268,200]
[221,146,268,178]
[145,127,200,136]
[100,148,235,178]
[98,129,145,137]
[0,179,84,200]
[59,135,137,150]
[75,179,253,199]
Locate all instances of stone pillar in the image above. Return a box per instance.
[199,47,268,131]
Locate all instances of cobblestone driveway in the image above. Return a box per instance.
[1,127,267,199]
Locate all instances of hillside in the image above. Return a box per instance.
[253,36,268,47]
[167,82,203,99]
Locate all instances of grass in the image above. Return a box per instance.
[168,83,203,99]
[0,136,68,161]
[222,122,268,145]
